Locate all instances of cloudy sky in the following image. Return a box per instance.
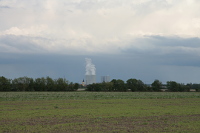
[0,0,200,84]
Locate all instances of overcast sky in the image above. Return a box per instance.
[0,0,200,84]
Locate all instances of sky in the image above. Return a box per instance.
[0,0,200,84]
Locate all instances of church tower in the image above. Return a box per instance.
[82,79,85,86]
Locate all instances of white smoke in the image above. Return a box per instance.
[85,58,96,75]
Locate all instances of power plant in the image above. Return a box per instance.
[83,58,110,85]
[85,75,96,85]
[85,58,96,85]
[101,76,110,83]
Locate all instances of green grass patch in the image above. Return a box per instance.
[0,92,200,101]
[1,92,200,132]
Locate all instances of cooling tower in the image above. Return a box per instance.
[85,75,96,85]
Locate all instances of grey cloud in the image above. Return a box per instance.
[147,36,200,48]
[123,36,200,52]
[122,36,200,67]
[0,53,85,82]
[1,53,199,84]
[0,35,48,53]
[0,5,10,8]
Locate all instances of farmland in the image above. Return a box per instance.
[1,92,200,132]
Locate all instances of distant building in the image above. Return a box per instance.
[82,79,85,86]
[101,76,110,83]
[85,75,96,85]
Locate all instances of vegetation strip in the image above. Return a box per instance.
[1,76,200,92]
[1,92,200,132]
[1,92,200,101]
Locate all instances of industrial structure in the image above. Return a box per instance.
[85,75,96,85]
[101,76,110,83]
[85,58,96,85]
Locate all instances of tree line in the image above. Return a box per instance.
[0,76,79,91]
[0,76,200,92]
[86,79,200,92]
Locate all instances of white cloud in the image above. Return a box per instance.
[0,0,200,55]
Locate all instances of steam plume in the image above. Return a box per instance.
[85,58,96,75]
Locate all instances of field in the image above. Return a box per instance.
[1,92,200,133]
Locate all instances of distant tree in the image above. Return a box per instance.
[73,83,79,91]
[151,79,162,91]
[192,84,200,92]
[167,81,179,92]
[126,78,146,92]
[46,76,55,91]
[34,77,46,91]
[167,81,192,92]
[101,82,114,91]
[0,76,79,92]
[86,83,96,91]
[55,78,68,91]
[126,78,138,92]
[110,79,117,91]
[27,78,35,91]
[146,86,153,92]
[94,83,102,91]
[68,82,79,91]
[186,83,192,90]
[0,76,11,91]
[137,80,146,91]
[12,77,33,91]
[111,79,127,91]
[12,78,22,91]
[86,82,114,92]
[178,83,190,92]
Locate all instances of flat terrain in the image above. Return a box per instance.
[0,92,200,133]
